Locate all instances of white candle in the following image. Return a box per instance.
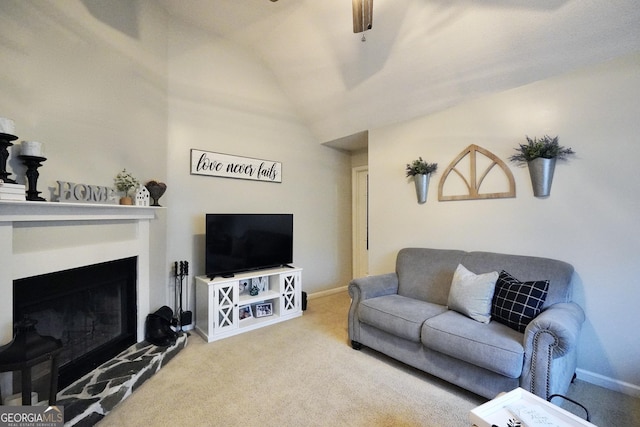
[21,141,44,157]
[0,117,15,135]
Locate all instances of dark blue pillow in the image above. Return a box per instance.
[491,270,549,332]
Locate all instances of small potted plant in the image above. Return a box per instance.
[509,135,575,197]
[114,168,139,205]
[406,157,438,204]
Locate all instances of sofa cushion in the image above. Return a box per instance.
[358,294,448,342]
[492,270,549,333]
[422,310,525,378]
[447,264,498,324]
[461,251,573,309]
[396,248,467,305]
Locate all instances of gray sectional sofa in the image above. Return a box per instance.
[348,248,585,400]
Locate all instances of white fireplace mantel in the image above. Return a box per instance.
[0,200,157,222]
[0,200,160,344]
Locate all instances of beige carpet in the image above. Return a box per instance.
[98,292,638,427]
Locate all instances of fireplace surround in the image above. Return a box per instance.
[0,201,158,401]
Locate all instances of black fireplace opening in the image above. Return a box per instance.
[13,257,137,391]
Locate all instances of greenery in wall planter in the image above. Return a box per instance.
[114,168,139,205]
[509,135,575,197]
[406,157,438,204]
[509,135,575,163]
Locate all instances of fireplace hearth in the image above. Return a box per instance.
[13,257,137,391]
[58,334,188,426]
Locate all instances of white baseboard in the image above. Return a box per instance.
[307,286,348,300]
[576,368,640,397]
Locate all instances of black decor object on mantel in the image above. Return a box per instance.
[19,155,47,201]
[0,132,18,184]
[145,180,167,207]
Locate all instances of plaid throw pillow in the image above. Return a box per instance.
[491,270,549,332]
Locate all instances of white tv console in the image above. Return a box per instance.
[195,266,302,342]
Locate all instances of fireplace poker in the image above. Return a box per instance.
[175,261,192,333]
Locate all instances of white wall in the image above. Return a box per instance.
[368,53,640,394]
[351,148,368,169]
[0,1,169,311]
[0,2,353,320]
[166,21,353,309]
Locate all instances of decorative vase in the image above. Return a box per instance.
[528,157,556,197]
[414,173,430,204]
[250,284,259,296]
[145,181,167,207]
[119,196,133,205]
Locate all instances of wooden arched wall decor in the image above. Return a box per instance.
[438,144,516,201]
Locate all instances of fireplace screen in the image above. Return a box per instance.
[13,257,137,389]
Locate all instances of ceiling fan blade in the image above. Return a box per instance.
[352,0,373,33]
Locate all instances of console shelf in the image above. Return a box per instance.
[195,266,302,342]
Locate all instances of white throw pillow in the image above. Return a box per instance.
[447,264,499,324]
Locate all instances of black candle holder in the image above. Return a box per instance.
[18,155,47,201]
[0,132,18,184]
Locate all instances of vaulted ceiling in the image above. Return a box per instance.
[161,0,640,149]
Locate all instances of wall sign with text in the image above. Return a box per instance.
[190,149,282,183]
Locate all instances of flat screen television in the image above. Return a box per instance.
[205,213,293,278]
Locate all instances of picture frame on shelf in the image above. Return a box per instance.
[252,276,269,293]
[255,302,273,318]
[239,279,251,295]
[239,305,253,320]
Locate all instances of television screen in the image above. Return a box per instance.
[205,214,293,278]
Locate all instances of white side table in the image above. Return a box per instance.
[470,387,595,427]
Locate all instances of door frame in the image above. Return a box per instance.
[352,166,368,278]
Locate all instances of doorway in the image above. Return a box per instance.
[352,166,368,278]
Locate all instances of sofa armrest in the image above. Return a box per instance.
[348,273,399,302]
[525,302,585,357]
[521,302,585,399]
[348,273,398,345]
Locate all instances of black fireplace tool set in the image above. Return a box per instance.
[144,261,193,347]
[174,260,193,332]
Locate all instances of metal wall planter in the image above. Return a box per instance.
[414,173,430,204]
[528,157,556,197]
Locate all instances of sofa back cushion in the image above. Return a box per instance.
[395,248,574,309]
[396,248,466,305]
[461,251,574,309]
